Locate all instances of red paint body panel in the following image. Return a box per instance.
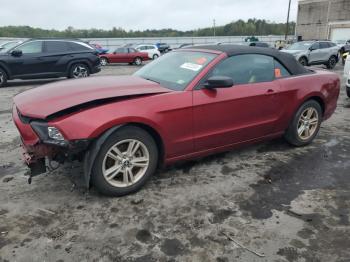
[100,52,149,63]
[13,50,340,168]
[14,76,171,119]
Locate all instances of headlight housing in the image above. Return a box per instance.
[48,127,65,141]
[30,121,67,146]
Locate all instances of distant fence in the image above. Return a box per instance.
[0,35,294,49]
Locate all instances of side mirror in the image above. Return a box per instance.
[11,50,22,57]
[113,51,117,54]
[204,76,233,89]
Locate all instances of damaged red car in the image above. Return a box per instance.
[13,45,340,196]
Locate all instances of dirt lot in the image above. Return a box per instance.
[0,63,349,262]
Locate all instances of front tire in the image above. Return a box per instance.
[347,87,350,98]
[284,100,322,147]
[0,68,8,88]
[298,57,308,66]
[69,63,90,79]
[91,126,158,196]
[153,54,159,60]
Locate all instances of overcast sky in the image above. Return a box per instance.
[0,0,298,31]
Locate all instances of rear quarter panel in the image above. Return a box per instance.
[273,69,340,133]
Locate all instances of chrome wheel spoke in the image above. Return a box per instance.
[131,157,149,167]
[105,165,122,180]
[123,169,129,184]
[309,118,318,126]
[127,168,135,183]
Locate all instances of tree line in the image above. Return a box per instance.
[0,19,295,38]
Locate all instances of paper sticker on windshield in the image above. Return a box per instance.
[180,62,202,71]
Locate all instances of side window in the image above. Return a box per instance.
[18,41,43,54]
[319,42,329,49]
[148,46,155,50]
[274,60,291,78]
[138,46,146,50]
[116,48,128,53]
[209,54,274,85]
[69,42,91,51]
[311,42,320,50]
[129,48,137,53]
[45,41,69,53]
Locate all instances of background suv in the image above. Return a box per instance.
[0,39,101,87]
[281,40,339,69]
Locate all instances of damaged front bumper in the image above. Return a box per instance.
[13,106,91,181]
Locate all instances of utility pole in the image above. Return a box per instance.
[285,0,292,40]
[213,19,216,37]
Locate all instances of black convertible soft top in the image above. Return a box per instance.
[186,45,309,75]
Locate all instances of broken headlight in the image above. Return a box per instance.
[30,121,67,146]
[48,127,65,141]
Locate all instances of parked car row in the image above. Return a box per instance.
[0,38,101,87]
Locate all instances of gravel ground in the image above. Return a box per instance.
[0,63,349,262]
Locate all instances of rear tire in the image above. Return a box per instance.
[326,56,337,69]
[91,126,158,197]
[153,54,159,60]
[347,88,350,98]
[0,68,8,88]
[134,57,142,66]
[69,63,90,79]
[298,57,308,66]
[284,100,322,147]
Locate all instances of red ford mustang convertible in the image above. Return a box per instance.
[13,45,340,196]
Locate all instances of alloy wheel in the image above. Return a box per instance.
[102,139,150,188]
[100,58,108,66]
[134,58,142,65]
[72,65,88,78]
[297,107,319,140]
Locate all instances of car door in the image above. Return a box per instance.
[318,42,332,61]
[193,54,282,151]
[111,48,129,63]
[308,42,321,63]
[42,40,71,75]
[6,40,47,77]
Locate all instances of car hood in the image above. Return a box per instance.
[14,75,172,119]
[281,49,304,55]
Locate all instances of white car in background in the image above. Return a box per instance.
[344,54,350,98]
[135,44,161,60]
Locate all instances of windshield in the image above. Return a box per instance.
[0,41,21,53]
[286,42,313,50]
[134,51,217,91]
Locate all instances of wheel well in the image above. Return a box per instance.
[306,96,325,115]
[126,123,165,167]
